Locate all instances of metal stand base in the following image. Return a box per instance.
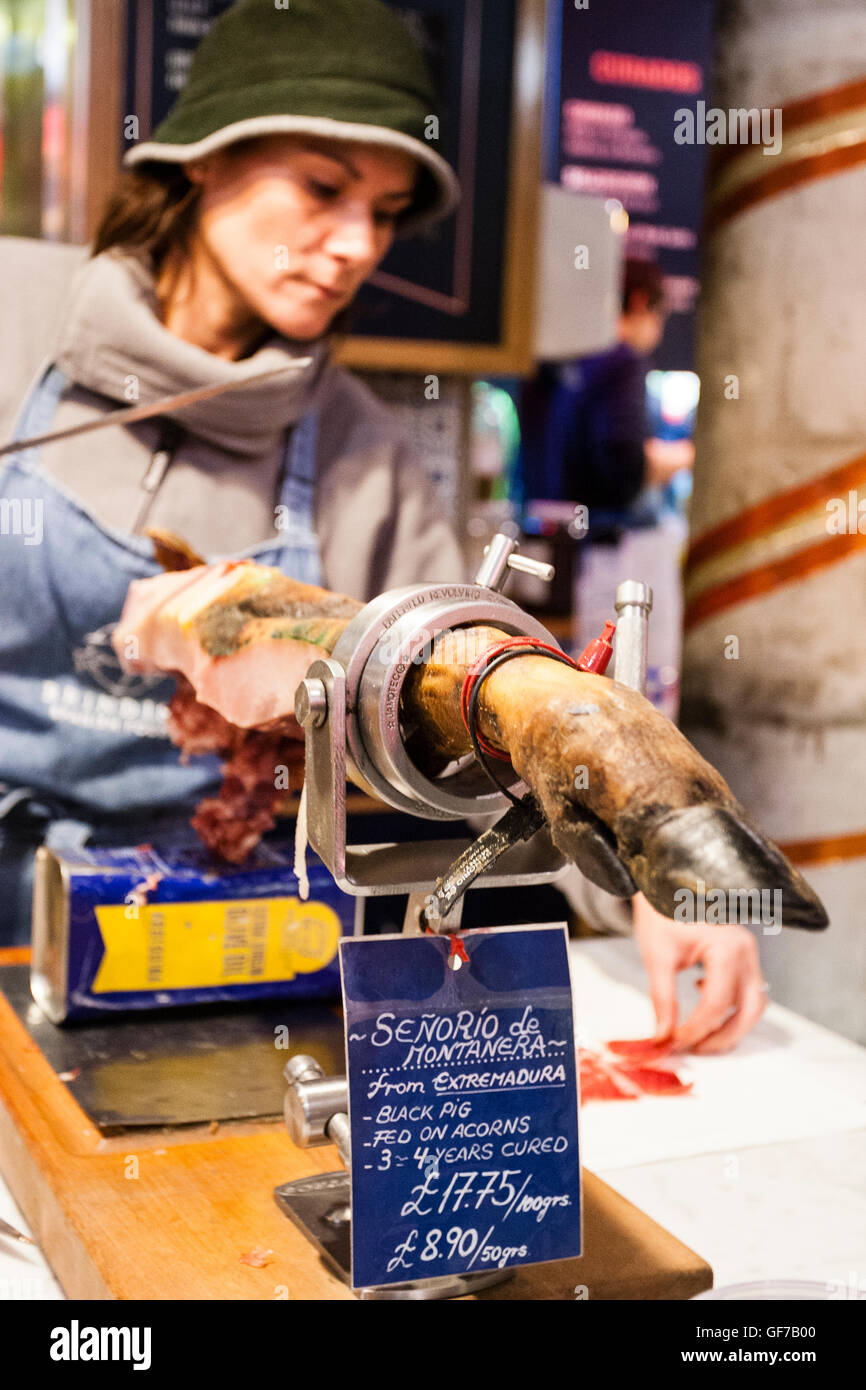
[274,1172,511,1300]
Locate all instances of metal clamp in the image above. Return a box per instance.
[324,580,558,818]
[276,1054,510,1299]
[295,651,566,895]
[294,550,571,895]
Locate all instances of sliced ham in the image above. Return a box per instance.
[578,1043,692,1103]
[606,1036,675,1063]
[618,1064,692,1096]
[579,1061,636,1102]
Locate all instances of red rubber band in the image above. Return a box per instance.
[460,638,580,760]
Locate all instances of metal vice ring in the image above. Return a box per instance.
[329,582,558,819]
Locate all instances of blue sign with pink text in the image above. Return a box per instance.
[340,925,582,1290]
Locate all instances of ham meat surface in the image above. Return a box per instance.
[115,560,361,729]
[168,675,305,863]
[114,560,361,861]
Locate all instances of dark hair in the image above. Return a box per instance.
[91,163,198,261]
[622,258,666,314]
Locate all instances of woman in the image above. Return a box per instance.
[0,0,767,1055]
[0,0,465,944]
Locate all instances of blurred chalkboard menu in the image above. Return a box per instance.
[123,0,525,356]
[553,0,714,369]
[124,0,234,131]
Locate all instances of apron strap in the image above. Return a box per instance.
[277,411,318,528]
[0,785,38,820]
[0,782,85,833]
[8,363,69,456]
[11,361,319,534]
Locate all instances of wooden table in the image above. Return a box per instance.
[0,948,711,1300]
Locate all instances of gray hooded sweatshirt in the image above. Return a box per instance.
[0,236,466,601]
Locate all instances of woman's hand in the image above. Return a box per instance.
[631,892,768,1054]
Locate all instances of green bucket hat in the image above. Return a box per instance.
[123,0,460,237]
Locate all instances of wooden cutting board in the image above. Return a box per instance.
[0,949,711,1300]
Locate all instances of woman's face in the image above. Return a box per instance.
[185,134,418,341]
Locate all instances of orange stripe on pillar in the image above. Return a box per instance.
[776,828,866,867]
[706,74,866,179]
[683,530,866,630]
[686,450,866,569]
[704,140,866,236]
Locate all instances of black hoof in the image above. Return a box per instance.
[634,805,829,931]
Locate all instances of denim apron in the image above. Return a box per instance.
[0,362,323,945]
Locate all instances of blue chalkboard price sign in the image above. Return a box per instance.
[340,925,582,1290]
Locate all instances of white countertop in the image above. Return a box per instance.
[1,935,864,1298]
[571,937,866,1293]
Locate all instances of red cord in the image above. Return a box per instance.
[423,921,470,966]
[449,936,470,965]
[460,638,580,760]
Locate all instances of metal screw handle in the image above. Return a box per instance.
[283,1053,325,1087]
[506,553,555,582]
[475,532,555,591]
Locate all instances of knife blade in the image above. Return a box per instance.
[0,1215,35,1245]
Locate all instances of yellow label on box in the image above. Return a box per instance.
[92,896,342,993]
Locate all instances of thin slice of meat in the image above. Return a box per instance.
[606,1036,675,1063]
[579,1069,635,1102]
[618,1065,693,1096]
[579,1053,638,1102]
[578,1043,692,1103]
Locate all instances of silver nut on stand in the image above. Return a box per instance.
[294,676,328,728]
[614,579,653,613]
[283,1053,325,1087]
[283,1054,348,1149]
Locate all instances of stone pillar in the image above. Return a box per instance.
[681,0,866,1040]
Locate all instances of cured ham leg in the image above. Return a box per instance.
[114,560,828,928]
[403,627,827,928]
